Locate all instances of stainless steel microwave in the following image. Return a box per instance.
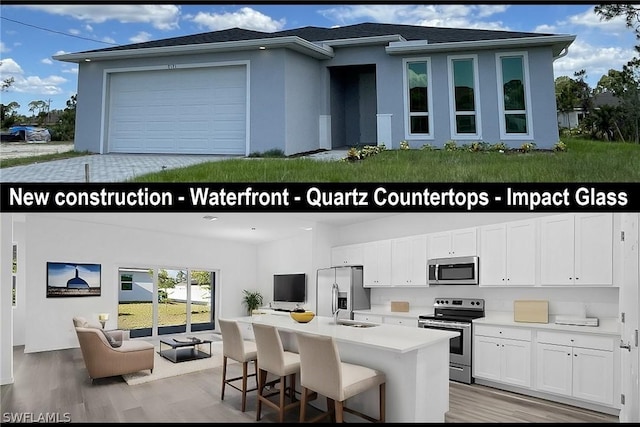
[428,256,479,285]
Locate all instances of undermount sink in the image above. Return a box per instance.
[336,319,379,328]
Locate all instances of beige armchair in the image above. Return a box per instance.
[72,317,155,381]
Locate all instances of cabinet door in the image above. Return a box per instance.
[506,220,537,286]
[473,335,502,381]
[331,246,348,266]
[575,213,613,286]
[428,232,452,258]
[540,214,575,286]
[451,228,477,257]
[572,347,614,405]
[391,238,411,285]
[479,224,507,286]
[536,343,573,397]
[363,240,392,287]
[501,339,532,387]
[345,244,364,266]
[409,235,428,286]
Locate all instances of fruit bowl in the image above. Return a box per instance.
[290,311,315,323]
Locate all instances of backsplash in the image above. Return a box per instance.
[370,286,619,318]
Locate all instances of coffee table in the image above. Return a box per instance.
[159,337,213,363]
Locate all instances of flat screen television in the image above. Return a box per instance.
[273,273,306,303]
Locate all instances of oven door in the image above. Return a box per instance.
[418,319,471,367]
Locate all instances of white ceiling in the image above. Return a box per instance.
[33,212,398,244]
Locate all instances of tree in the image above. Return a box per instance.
[1,101,20,125]
[1,77,14,92]
[50,94,76,141]
[156,269,176,304]
[28,100,47,116]
[595,4,640,52]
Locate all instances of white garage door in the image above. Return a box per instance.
[107,65,247,155]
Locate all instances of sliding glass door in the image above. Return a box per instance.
[118,266,216,337]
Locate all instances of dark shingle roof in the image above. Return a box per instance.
[80,22,555,54]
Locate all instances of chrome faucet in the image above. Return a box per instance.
[331,282,340,324]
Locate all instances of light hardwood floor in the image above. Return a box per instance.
[1,344,619,423]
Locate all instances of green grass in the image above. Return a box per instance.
[132,138,640,182]
[0,150,91,168]
[118,302,211,330]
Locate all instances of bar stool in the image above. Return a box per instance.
[295,332,386,423]
[218,318,258,412]
[252,323,301,422]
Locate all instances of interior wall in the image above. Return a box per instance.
[1,214,14,385]
[257,230,315,311]
[23,214,258,353]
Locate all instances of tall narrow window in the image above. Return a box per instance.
[404,59,433,138]
[496,52,532,138]
[448,55,480,138]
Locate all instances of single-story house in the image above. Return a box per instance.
[54,23,575,156]
[557,92,621,129]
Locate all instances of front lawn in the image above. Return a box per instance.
[131,138,640,182]
[118,302,211,330]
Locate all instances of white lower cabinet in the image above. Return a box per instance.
[535,331,615,406]
[383,316,417,327]
[353,313,383,323]
[473,325,531,388]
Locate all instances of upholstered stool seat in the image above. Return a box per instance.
[218,318,258,412]
[252,323,301,422]
[295,332,386,423]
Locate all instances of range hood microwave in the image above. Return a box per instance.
[428,256,479,285]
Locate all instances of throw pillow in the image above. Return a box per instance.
[99,329,122,348]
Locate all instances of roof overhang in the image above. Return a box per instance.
[385,35,576,58]
[319,34,406,48]
[53,36,335,63]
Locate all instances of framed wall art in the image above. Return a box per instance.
[47,262,101,297]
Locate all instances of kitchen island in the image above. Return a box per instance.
[234,313,458,422]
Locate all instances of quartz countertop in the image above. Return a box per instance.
[234,313,457,353]
[474,312,620,336]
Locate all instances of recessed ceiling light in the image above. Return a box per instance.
[302,227,313,231]
[259,46,266,50]
[202,215,218,221]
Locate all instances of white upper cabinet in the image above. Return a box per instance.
[391,235,428,286]
[428,227,477,258]
[480,220,536,287]
[331,244,363,267]
[363,240,392,287]
[540,213,613,286]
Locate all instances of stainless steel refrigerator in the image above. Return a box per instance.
[316,266,370,320]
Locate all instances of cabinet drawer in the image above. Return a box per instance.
[383,316,417,327]
[353,313,383,324]
[474,325,532,341]
[536,331,614,351]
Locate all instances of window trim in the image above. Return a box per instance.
[495,51,534,140]
[447,54,482,140]
[403,57,434,140]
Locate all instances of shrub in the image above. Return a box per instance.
[469,141,489,152]
[490,142,508,152]
[399,140,410,150]
[421,143,435,151]
[520,142,537,153]
[344,147,361,162]
[443,140,458,151]
[553,141,568,152]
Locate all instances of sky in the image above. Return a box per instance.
[0,3,637,116]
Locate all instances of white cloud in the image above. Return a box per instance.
[102,37,116,44]
[318,5,511,31]
[0,58,23,75]
[41,58,53,65]
[62,67,78,75]
[0,58,67,95]
[553,39,636,86]
[190,7,286,32]
[0,42,9,53]
[53,50,69,56]
[568,8,630,36]
[21,4,181,30]
[85,24,93,32]
[69,28,81,36]
[129,32,152,44]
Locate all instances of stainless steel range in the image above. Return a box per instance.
[418,298,485,384]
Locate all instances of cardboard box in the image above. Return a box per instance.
[514,300,549,323]
[390,301,410,312]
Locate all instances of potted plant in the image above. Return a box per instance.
[242,289,263,315]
